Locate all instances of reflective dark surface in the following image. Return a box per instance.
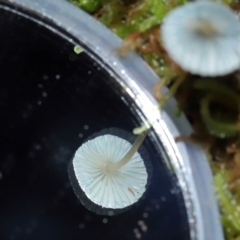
[0,4,190,240]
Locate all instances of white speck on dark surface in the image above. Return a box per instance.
[138,220,148,232]
[43,75,48,80]
[55,74,61,79]
[108,210,114,216]
[170,189,176,194]
[79,223,85,229]
[42,92,47,97]
[161,196,166,202]
[37,84,43,88]
[83,125,89,130]
[78,133,83,138]
[133,228,141,239]
[189,218,195,224]
[102,218,108,224]
[137,220,143,226]
[143,212,148,218]
[34,144,41,150]
[37,101,42,105]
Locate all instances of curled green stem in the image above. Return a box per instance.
[194,79,240,138]
[200,93,239,138]
[193,79,240,104]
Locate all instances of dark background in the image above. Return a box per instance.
[0,5,190,240]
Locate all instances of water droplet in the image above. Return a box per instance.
[220,133,226,138]
[189,218,195,224]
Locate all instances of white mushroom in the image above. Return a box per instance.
[161,1,240,76]
[68,128,152,215]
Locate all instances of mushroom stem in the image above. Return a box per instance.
[106,130,149,173]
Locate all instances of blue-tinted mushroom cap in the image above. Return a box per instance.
[68,128,152,215]
[161,1,240,76]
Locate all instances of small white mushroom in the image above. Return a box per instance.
[161,1,240,76]
[68,128,152,215]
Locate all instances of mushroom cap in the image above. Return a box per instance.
[161,1,240,76]
[68,128,152,215]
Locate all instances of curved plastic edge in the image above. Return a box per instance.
[2,0,224,239]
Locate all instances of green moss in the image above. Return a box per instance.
[70,0,187,37]
[70,0,102,12]
[138,0,187,31]
[215,172,240,239]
